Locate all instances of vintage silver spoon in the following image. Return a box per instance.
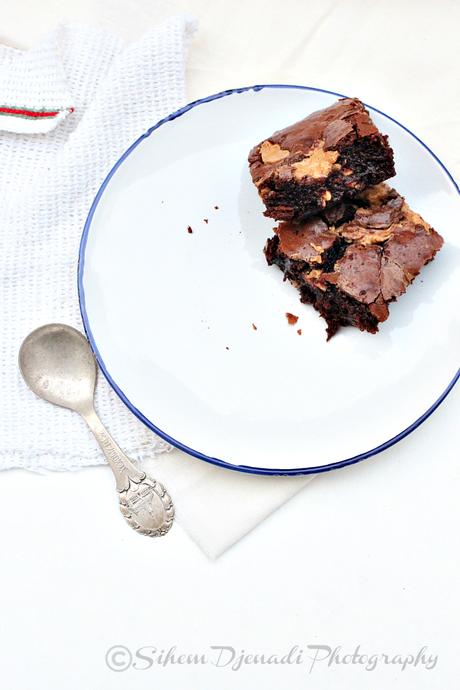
[19,323,174,537]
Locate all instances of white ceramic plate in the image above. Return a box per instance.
[79,85,460,475]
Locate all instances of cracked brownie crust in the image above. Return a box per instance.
[265,184,444,338]
[249,98,395,222]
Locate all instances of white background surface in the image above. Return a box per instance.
[1,1,459,688]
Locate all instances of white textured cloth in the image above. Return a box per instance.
[0,20,312,559]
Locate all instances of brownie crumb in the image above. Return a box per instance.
[252,323,257,331]
[203,218,209,224]
[187,226,193,234]
[225,346,230,350]
[286,312,299,325]
[214,205,219,210]
[297,329,302,336]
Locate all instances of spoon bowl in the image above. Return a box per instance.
[19,324,96,414]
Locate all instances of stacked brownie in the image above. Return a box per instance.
[248,98,443,338]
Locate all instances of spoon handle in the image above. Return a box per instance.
[82,407,174,537]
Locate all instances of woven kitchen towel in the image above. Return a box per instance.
[0,20,312,558]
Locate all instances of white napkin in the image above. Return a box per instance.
[143,452,313,558]
[0,20,312,558]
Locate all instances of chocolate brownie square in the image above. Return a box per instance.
[265,185,444,338]
[249,98,395,222]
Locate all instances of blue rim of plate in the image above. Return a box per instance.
[78,84,460,476]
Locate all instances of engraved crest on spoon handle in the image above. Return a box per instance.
[83,407,174,537]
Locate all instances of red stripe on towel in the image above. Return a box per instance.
[0,106,74,118]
